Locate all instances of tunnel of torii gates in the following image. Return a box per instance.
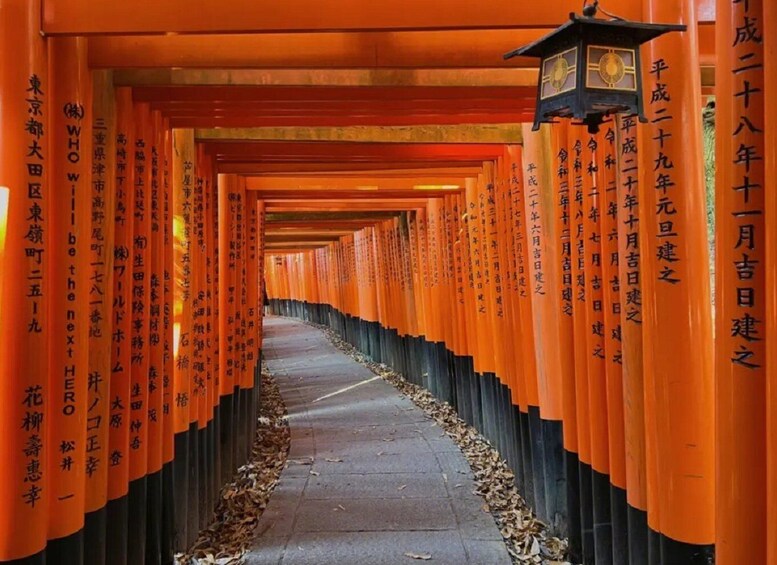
[2,0,777,564]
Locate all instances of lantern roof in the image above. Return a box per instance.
[504,13,686,60]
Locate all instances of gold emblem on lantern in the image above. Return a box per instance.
[586,46,637,91]
[540,47,578,100]
[598,51,625,86]
[550,57,570,90]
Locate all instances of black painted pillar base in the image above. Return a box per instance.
[527,406,547,522]
[161,461,175,565]
[564,450,583,565]
[186,421,200,547]
[542,418,566,536]
[106,495,129,565]
[127,475,148,565]
[518,408,534,509]
[579,461,595,565]
[611,484,629,565]
[84,505,107,565]
[46,529,83,565]
[511,404,525,496]
[592,468,613,565]
[145,469,163,565]
[657,532,715,565]
[172,430,189,552]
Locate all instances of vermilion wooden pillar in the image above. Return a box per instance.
[715,0,767,563]
[171,128,194,550]
[145,109,166,563]
[160,118,176,565]
[46,36,91,564]
[84,68,116,565]
[106,87,135,565]
[615,114,650,564]
[766,2,777,562]
[521,125,567,534]
[128,101,152,565]
[597,125,628,565]
[641,0,715,560]
[569,126,594,564]
[766,0,777,562]
[549,124,581,559]
[0,1,49,561]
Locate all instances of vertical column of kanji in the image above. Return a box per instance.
[506,146,535,506]
[766,3,777,563]
[160,119,175,565]
[46,35,91,564]
[615,114,649,563]
[581,131,612,563]
[218,174,237,485]
[521,125,568,532]
[597,125,628,564]
[128,102,152,564]
[414,213,428,384]
[85,69,116,565]
[716,0,767,562]
[0,2,48,561]
[105,87,134,565]
[641,0,715,559]
[144,110,165,564]
[171,128,194,550]
[548,125,580,555]
[569,127,594,564]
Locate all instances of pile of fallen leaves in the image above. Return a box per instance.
[176,364,290,565]
[309,322,571,565]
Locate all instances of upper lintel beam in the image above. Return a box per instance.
[43,0,651,35]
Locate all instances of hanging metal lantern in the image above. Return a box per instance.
[505,2,685,133]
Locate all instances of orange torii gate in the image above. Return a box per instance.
[5,0,777,564]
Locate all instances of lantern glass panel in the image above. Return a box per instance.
[585,45,637,91]
[540,46,578,100]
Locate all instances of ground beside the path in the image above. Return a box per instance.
[245,316,512,565]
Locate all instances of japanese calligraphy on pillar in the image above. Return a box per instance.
[647,57,683,285]
[86,71,116,513]
[727,0,765,370]
[108,89,135,497]
[50,56,91,525]
[524,161,545,297]
[19,72,47,511]
[130,106,151,476]
[555,141,573,316]
[617,116,642,325]
[600,126,622,365]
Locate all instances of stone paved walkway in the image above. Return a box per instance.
[246,317,512,565]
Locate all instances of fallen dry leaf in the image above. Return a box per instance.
[325,457,343,463]
[404,552,432,561]
[397,484,407,491]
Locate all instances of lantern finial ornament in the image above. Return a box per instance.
[505,3,685,133]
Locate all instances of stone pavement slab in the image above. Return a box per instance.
[246,316,511,565]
